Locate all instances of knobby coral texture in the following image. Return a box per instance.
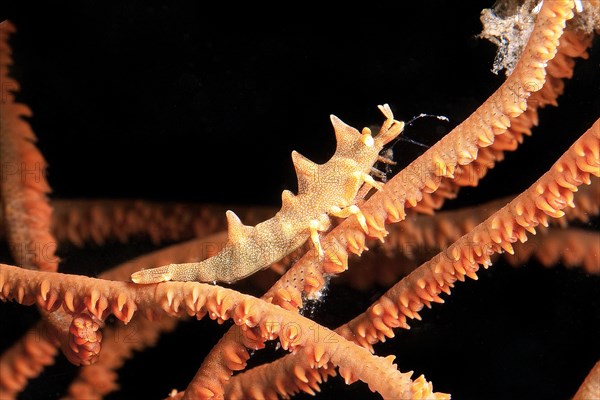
[0,2,599,400]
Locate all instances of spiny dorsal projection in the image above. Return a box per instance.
[131,105,404,284]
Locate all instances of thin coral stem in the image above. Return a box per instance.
[344,226,599,291]
[0,321,58,400]
[415,29,593,215]
[380,179,599,259]
[0,263,446,400]
[343,118,599,350]
[0,199,276,247]
[508,228,600,274]
[49,200,274,247]
[0,20,56,271]
[0,21,63,398]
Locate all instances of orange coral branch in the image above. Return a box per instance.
[47,200,274,247]
[508,228,600,274]
[0,20,65,397]
[343,224,599,291]
[0,20,55,271]
[0,321,58,400]
[415,28,593,216]
[344,118,599,350]
[378,179,599,259]
[0,199,275,247]
[0,263,447,399]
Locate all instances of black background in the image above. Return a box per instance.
[1,2,599,400]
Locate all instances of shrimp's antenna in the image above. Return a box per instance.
[389,113,450,150]
[374,112,450,182]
